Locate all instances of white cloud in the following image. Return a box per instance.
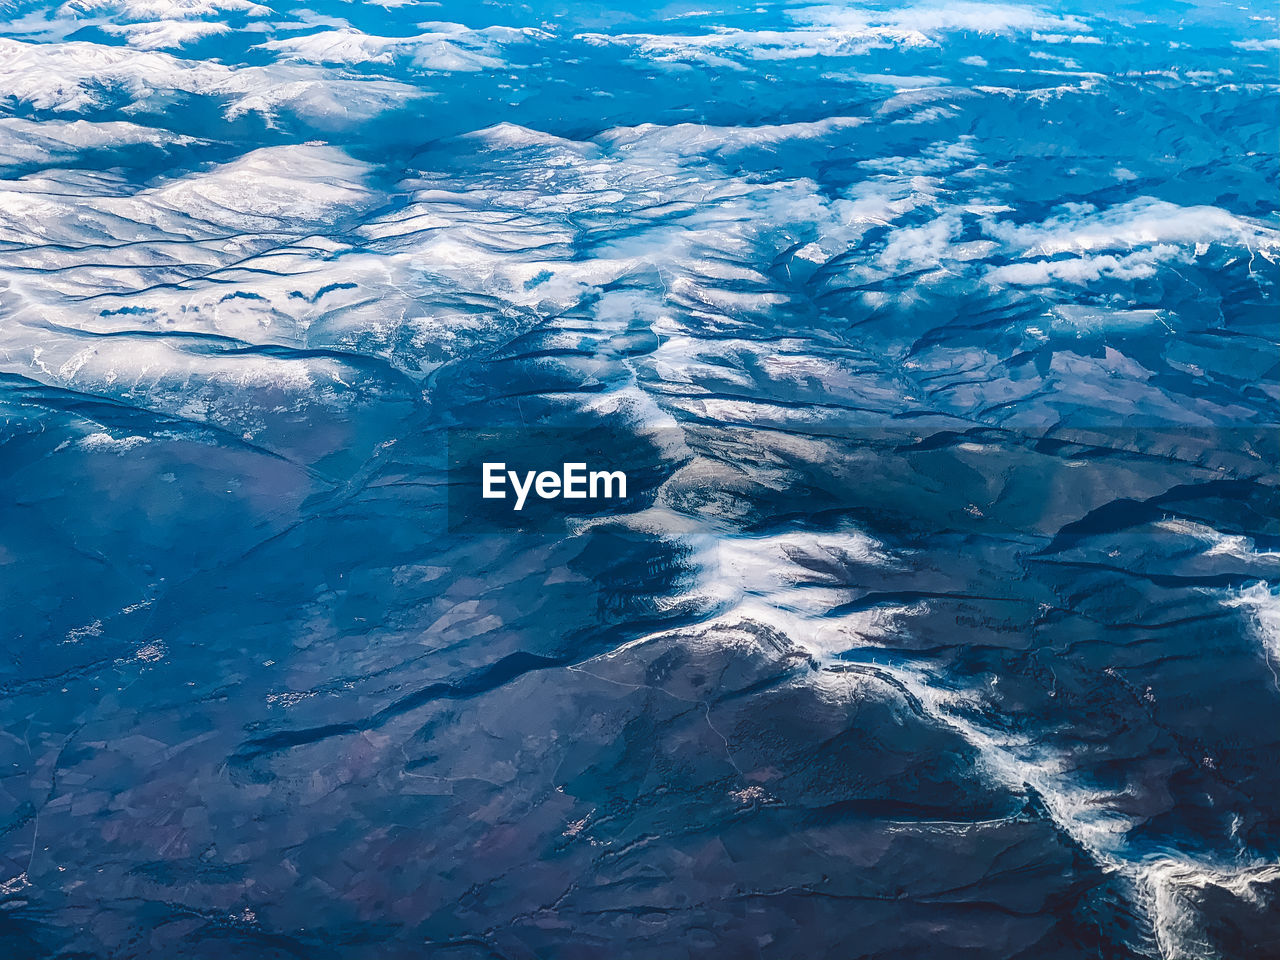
[80,432,151,452]
[981,199,1279,289]
[1233,38,1280,51]
[985,198,1278,257]
[987,248,1173,286]
[579,2,1093,64]
[1031,31,1103,44]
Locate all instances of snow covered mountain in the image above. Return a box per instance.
[0,1,1277,957]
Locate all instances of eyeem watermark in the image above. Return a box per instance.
[482,462,627,511]
[446,423,1277,534]
[447,427,668,532]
